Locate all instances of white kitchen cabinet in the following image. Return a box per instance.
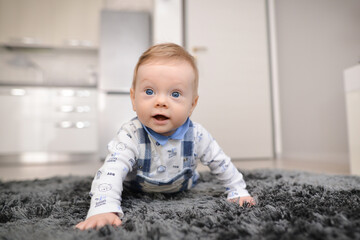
[47,88,98,153]
[0,0,102,48]
[53,0,102,48]
[0,87,98,155]
[0,87,50,153]
[0,0,55,46]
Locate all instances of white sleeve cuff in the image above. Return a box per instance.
[86,203,124,219]
[226,189,250,200]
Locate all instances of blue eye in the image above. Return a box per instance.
[171,91,180,98]
[145,89,154,95]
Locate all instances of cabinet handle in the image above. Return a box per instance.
[57,121,73,128]
[58,90,75,97]
[63,39,81,47]
[76,106,91,113]
[192,46,208,53]
[58,106,75,113]
[57,121,90,129]
[63,39,94,47]
[10,89,26,96]
[11,37,41,45]
[75,121,90,129]
[191,46,208,60]
[57,105,91,113]
[57,90,91,97]
[76,90,91,97]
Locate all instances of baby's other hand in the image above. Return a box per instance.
[75,212,122,230]
[228,196,256,207]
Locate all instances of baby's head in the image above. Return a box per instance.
[132,43,199,97]
[130,43,199,136]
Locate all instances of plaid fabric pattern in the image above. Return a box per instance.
[182,121,195,169]
[136,127,152,176]
[86,117,249,219]
[128,118,197,192]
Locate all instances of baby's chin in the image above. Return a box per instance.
[157,130,176,136]
[143,122,175,136]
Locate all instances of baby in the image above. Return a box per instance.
[76,43,255,230]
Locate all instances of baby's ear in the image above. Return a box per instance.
[130,88,136,111]
[190,95,199,115]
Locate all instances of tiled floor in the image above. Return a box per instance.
[0,158,351,181]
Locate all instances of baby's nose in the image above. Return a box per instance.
[155,95,168,108]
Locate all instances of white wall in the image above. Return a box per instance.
[274,0,360,162]
[153,0,183,45]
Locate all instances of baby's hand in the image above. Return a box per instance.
[75,212,122,230]
[228,196,256,207]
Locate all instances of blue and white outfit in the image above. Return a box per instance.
[86,117,250,219]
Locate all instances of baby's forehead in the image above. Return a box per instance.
[138,60,195,79]
[141,58,190,67]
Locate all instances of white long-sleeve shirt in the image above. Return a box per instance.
[86,118,250,219]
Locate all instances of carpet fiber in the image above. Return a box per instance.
[0,169,360,240]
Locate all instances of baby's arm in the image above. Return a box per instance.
[196,123,255,206]
[76,124,139,230]
[75,212,121,230]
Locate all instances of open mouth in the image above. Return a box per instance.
[153,114,169,121]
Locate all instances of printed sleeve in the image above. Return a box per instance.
[195,123,250,199]
[86,124,139,219]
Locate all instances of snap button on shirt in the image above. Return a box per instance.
[157,165,166,173]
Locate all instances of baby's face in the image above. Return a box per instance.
[130,60,198,136]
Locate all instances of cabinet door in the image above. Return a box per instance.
[46,88,98,153]
[0,0,55,45]
[0,0,20,44]
[0,87,50,153]
[186,0,273,159]
[53,0,102,48]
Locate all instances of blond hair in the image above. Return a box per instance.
[132,43,199,96]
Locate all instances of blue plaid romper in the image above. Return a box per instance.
[86,117,249,219]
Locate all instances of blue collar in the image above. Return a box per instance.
[142,118,190,146]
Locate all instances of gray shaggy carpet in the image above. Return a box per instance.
[0,169,359,240]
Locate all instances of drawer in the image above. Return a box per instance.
[45,119,98,153]
[0,86,98,154]
[51,88,98,105]
[51,104,97,120]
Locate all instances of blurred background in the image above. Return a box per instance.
[0,0,359,180]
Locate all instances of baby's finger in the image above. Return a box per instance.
[227,197,240,203]
[113,218,122,227]
[95,219,108,230]
[75,221,85,230]
[242,198,256,207]
[84,220,98,230]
